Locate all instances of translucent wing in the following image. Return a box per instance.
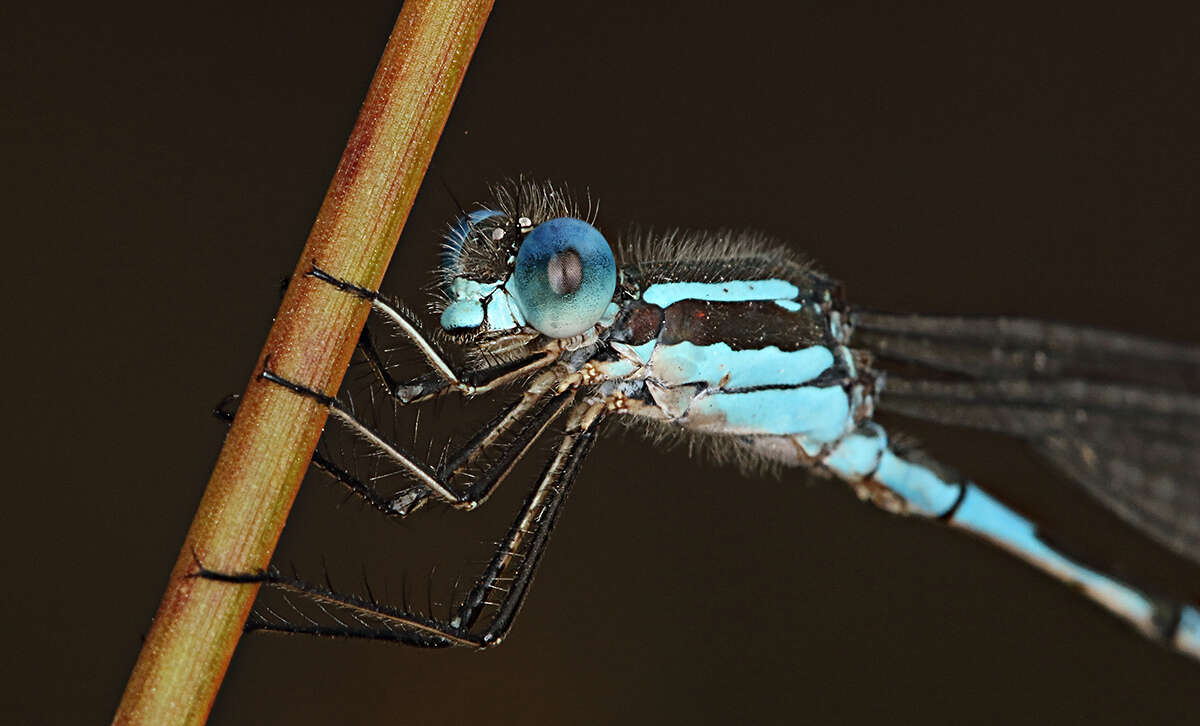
[852,312,1200,564]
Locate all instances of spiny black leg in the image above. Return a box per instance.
[260,366,454,505]
[307,263,379,301]
[212,392,391,520]
[260,364,568,514]
[352,323,452,406]
[388,385,575,515]
[312,382,573,518]
[193,564,458,647]
[198,401,605,648]
[310,445,416,518]
[458,403,603,644]
[308,263,461,396]
[308,262,555,402]
[355,324,397,397]
[194,565,270,585]
[212,392,393,516]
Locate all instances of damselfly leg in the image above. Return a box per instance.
[278,263,566,515]
[309,264,554,404]
[262,363,572,515]
[201,261,609,646]
[199,398,605,647]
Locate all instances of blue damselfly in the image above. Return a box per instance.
[204,180,1200,658]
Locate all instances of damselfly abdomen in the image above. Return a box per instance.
[204,180,1200,657]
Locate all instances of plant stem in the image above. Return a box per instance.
[113,2,493,723]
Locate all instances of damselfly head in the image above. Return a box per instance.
[437,182,616,341]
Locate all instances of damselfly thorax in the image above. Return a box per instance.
[204,180,1200,657]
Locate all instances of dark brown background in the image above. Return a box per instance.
[5,2,1200,724]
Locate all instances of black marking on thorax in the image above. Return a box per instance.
[658,300,828,351]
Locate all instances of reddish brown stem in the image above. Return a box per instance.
[113,2,494,723]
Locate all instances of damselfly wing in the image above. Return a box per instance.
[203,180,1200,657]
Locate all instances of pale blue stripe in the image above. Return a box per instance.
[687,386,850,441]
[874,449,961,516]
[441,300,485,330]
[649,342,833,389]
[824,425,887,479]
[484,290,525,330]
[642,279,800,307]
[441,277,501,331]
[954,487,1157,624]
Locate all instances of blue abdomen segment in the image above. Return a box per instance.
[874,451,963,515]
[953,487,1159,621]
[950,485,1200,654]
[824,423,963,515]
[819,422,1200,657]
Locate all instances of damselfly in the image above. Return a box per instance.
[203,180,1200,658]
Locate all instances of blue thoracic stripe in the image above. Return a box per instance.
[649,342,834,389]
[686,385,850,441]
[642,279,800,307]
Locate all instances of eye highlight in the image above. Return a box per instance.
[509,217,616,338]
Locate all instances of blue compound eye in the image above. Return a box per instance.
[509,217,616,338]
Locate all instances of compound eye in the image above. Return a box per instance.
[509,217,616,338]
